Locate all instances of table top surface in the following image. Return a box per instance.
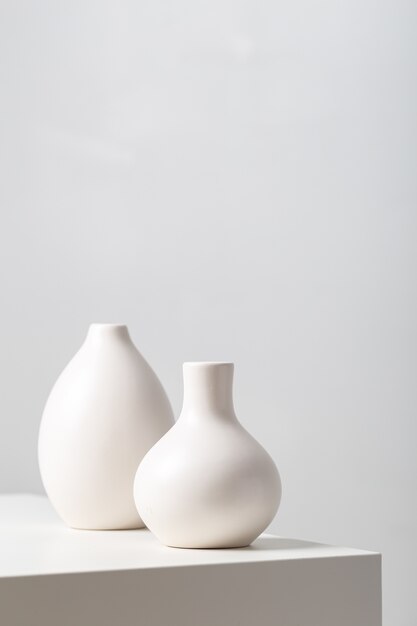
[0,495,378,578]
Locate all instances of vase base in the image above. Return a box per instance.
[164,541,251,550]
[69,523,146,531]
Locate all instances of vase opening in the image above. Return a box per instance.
[87,323,130,343]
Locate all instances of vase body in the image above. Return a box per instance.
[38,324,174,530]
[134,362,281,548]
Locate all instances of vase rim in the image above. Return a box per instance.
[183,361,233,367]
[89,323,127,329]
[87,324,130,340]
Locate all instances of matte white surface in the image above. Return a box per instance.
[0,495,375,577]
[0,496,381,626]
[0,1,415,624]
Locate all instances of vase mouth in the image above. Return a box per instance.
[87,323,130,341]
[90,323,127,329]
[183,361,233,367]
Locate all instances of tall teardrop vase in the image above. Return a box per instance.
[134,362,281,548]
[38,323,174,530]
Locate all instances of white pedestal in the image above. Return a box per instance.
[0,495,381,626]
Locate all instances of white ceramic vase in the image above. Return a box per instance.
[134,362,281,548]
[38,323,174,530]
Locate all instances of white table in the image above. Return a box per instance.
[0,495,381,626]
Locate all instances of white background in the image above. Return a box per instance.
[0,1,416,624]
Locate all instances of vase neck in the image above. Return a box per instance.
[181,362,236,420]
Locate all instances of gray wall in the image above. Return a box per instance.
[0,1,416,624]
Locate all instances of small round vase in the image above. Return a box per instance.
[134,362,281,548]
[38,323,174,530]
